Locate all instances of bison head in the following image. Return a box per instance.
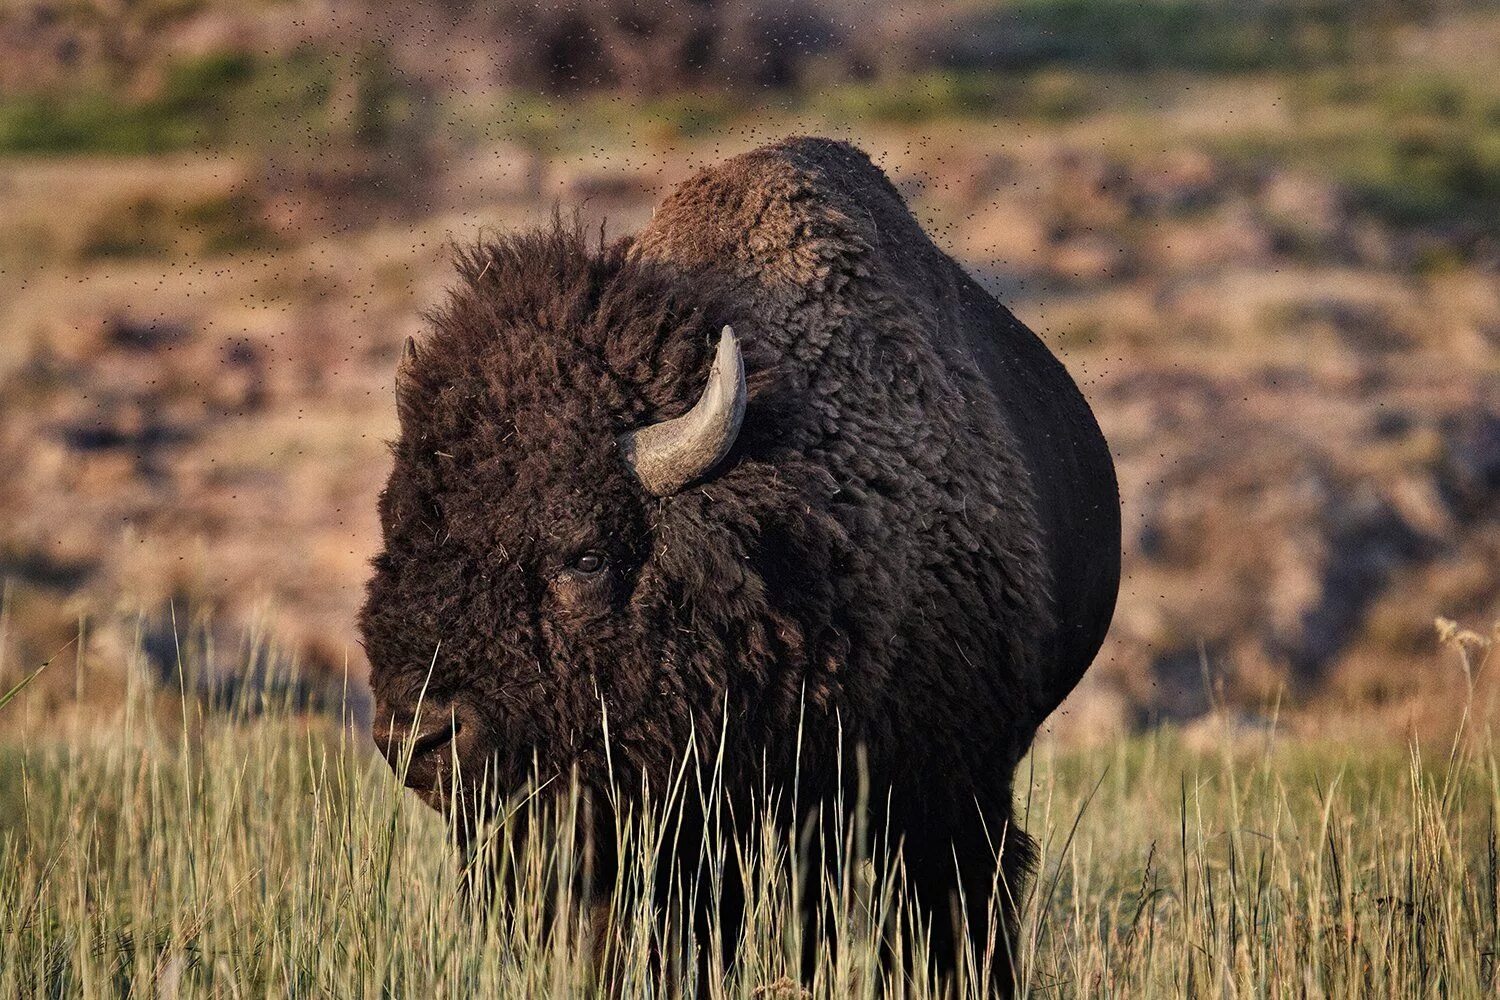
[358,225,847,812]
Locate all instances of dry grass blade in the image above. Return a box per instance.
[0,636,75,715]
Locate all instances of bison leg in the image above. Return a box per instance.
[901,809,1035,997]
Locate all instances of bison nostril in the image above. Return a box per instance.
[411,719,460,759]
[373,710,465,774]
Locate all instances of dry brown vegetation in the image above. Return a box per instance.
[0,0,1496,740]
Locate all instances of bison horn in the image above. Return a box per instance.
[397,335,418,379]
[395,336,418,425]
[620,325,746,496]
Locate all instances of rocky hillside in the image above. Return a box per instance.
[0,2,1495,736]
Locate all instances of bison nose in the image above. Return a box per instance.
[388,716,459,761]
[371,699,472,786]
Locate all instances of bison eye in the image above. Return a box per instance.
[572,551,607,575]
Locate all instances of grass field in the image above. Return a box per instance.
[0,626,1496,997]
[0,5,1496,993]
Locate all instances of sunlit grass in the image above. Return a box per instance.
[0,625,1496,997]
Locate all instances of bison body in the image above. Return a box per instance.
[360,137,1119,976]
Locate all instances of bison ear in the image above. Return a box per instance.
[619,325,746,496]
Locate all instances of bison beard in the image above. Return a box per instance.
[360,137,1120,990]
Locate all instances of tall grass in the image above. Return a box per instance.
[0,624,1496,997]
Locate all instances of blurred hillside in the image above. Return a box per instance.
[0,0,1496,737]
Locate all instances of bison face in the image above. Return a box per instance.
[360,303,757,810]
[360,430,652,808]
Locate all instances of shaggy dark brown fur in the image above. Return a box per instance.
[360,137,1120,985]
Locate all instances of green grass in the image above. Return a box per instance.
[469,67,1115,158]
[0,630,1497,997]
[1283,70,1500,224]
[74,192,279,261]
[0,47,418,157]
[1202,68,1500,228]
[986,0,1385,73]
[804,70,1100,128]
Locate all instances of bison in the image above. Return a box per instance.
[360,136,1119,984]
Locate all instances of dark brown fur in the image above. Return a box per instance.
[360,137,1120,985]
